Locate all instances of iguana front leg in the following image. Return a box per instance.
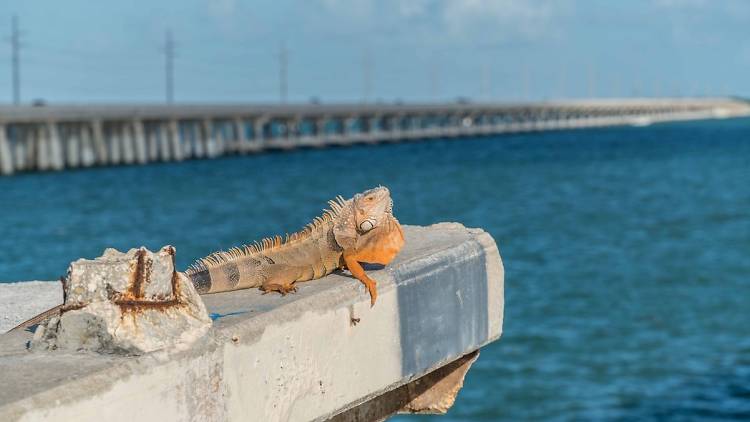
[343,251,378,306]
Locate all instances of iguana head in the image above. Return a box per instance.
[333,186,394,249]
[352,186,393,233]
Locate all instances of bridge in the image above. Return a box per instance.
[1,97,748,175]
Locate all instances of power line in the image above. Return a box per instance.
[163,29,175,104]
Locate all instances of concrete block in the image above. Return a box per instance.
[32,246,211,354]
[0,224,503,421]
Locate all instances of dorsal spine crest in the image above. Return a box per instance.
[185,196,349,276]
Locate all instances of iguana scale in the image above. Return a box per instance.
[186,185,404,305]
[8,186,404,333]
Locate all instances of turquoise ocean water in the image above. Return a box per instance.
[1,118,749,420]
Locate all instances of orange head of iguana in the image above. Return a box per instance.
[333,186,399,252]
[353,186,394,234]
[335,186,405,306]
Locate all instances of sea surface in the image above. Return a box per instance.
[1,118,749,421]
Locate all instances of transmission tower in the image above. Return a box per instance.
[362,46,372,103]
[9,15,22,105]
[163,30,176,104]
[279,42,288,103]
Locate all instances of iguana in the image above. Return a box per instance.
[8,187,404,333]
[186,185,404,305]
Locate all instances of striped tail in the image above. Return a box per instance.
[7,304,63,334]
[186,258,265,294]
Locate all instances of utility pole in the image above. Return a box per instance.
[480,62,490,101]
[163,29,175,105]
[362,46,372,103]
[429,63,440,101]
[653,80,661,98]
[10,15,21,105]
[279,42,288,103]
[522,62,530,100]
[613,73,621,98]
[587,62,596,98]
[557,61,567,99]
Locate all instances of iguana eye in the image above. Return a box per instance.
[359,219,375,232]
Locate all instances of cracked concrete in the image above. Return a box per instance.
[0,223,504,421]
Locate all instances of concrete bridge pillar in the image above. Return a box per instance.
[14,130,30,170]
[360,115,371,135]
[387,114,398,138]
[64,124,81,169]
[234,118,248,153]
[34,125,51,171]
[364,115,377,141]
[168,119,183,161]
[180,122,194,158]
[46,121,64,171]
[6,128,18,172]
[290,117,302,143]
[212,120,226,157]
[198,119,211,158]
[23,127,35,171]
[132,120,148,165]
[120,123,136,164]
[315,118,326,139]
[343,116,355,138]
[78,125,96,167]
[143,122,162,161]
[157,122,172,161]
[369,115,380,133]
[108,124,123,165]
[253,117,267,145]
[0,124,14,175]
[91,120,108,165]
[217,119,231,156]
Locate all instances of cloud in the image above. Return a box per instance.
[398,0,432,18]
[441,0,558,39]
[654,0,709,7]
[654,0,750,16]
[316,0,566,43]
[651,0,750,45]
[319,0,376,21]
[207,0,238,20]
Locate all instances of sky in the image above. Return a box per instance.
[0,0,749,104]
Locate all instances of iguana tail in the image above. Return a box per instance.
[7,304,63,333]
[185,239,280,294]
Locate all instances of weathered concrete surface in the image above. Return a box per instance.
[330,351,480,421]
[32,246,211,354]
[0,223,504,422]
[0,282,62,333]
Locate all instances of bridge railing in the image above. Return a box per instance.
[1,98,748,175]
